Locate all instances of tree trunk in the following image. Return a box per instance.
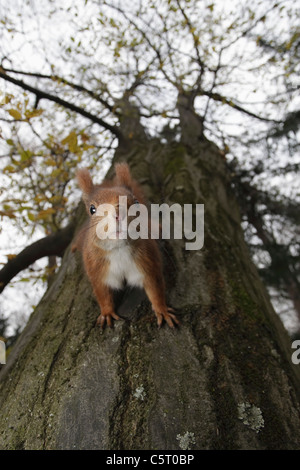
[0,135,299,450]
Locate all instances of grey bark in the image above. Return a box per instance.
[0,122,300,450]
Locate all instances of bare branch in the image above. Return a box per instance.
[201,90,282,123]
[0,220,76,294]
[0,69,122,139]
[175,0,205,79]
[1,67,117,114]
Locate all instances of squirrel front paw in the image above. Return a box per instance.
[96,311,121,328]
[154,307,180,328]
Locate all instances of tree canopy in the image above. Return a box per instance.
[0,0,299,336]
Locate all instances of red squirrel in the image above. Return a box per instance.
[72,163,179,329]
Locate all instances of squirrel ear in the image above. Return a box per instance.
[114,162,147,205]
[114,163,133,190]
[76,168,94,195]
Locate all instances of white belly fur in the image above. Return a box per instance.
[104,243,144,290]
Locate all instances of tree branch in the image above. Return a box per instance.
[175,0,205,79]
[1,67,117,114]
[0,221,76,294]
[0,69,122,139]
[202,90,282,123]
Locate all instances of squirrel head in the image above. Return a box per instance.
[76,163,141,210]
[76,163,146,242]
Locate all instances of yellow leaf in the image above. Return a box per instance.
[36,208,56,220]
[34,194,47,203]
[5,94,13,104]
[20,149,33,162]
[25,109,43,119]
[3,165,16,173]
[49,195,63,204]
[27,212,36,221]
[6,254,17,260]
[0,210,16,219]
[62,131,78,153]
[8,109,22,120]
[82,144,94,151]
[51,168,62,178]
[44,158,57,166]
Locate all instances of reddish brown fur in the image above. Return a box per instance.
[73,163,178,328]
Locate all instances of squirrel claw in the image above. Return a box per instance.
[96,312,121,329]
[156,308,180,328]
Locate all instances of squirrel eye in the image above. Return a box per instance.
[134,199,139,205]
[90,204,96,215]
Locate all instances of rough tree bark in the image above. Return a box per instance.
[0,99,300,450]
